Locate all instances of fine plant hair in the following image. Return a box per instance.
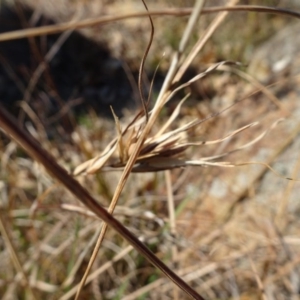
[0,1,300,300]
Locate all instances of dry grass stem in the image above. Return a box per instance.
[165,169,179,299]
[75,1,209,298]
[0,104,204,299]
[0,6,299,42]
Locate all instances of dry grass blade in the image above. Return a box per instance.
[62,226,102,288]
[73,140,117,175]
[73,225,103,300]
[59,245,134,300]
[0,214,37,299]
[218,65,290,114]
[19,29,74,124]
[174,0,239,83]
[233,162,300,182]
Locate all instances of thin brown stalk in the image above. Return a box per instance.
[0,6,299,43]
[0,105,205,299]
[138,0,154,122]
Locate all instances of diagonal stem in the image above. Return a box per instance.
[0,105,205,299]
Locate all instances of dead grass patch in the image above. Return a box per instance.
[0,1,300,299]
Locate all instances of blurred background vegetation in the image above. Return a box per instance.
[0,1,300,299]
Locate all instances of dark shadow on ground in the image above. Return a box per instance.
[0,5,135,124]
[0,4,205,137]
